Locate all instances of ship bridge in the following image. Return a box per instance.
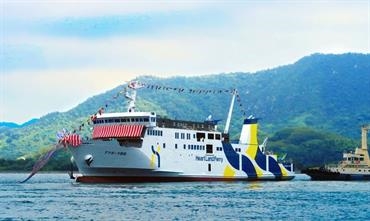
[92,112,156,140]
[93,112,156,126]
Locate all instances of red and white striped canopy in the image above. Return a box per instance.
[60,134,82,147]
[92,125,144,139]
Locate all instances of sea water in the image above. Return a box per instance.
[0,173,369,220]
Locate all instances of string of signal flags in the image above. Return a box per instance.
[66,80,248,136]
[23,81,249,183]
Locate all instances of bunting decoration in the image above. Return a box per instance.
[134,81,248,117]
[65,81,248,138]
[59,134,82,147]
[20,144,65,183]
[22,80,249,182]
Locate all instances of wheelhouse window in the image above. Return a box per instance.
[208,133,214,140]
[215,134,221,140]
[196,132,205,141]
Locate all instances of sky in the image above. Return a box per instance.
[1,0,369,124]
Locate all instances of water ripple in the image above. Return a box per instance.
[1,173,369,220]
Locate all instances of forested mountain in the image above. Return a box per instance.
[0,53,369,169]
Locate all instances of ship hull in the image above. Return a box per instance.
[75,174,294,183]
[302,168,370,181]
[69,111,295,183]
[70,135,295,183]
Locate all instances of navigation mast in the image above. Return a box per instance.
[224,89,237,135]
[125,81,143,112]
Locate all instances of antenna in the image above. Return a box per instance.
[224,89,237,134]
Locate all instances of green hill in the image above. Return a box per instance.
[0,53,369,169]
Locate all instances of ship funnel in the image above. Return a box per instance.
[239,117,259,146]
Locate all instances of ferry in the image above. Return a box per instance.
[67,81,295,183]
[303,125,370,181]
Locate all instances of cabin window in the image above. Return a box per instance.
[206,144,213,154]
[215,134,221,140]
[187,133,191,140]
[144,118,149,122]
[175,132,179,139]
[196,132,205,142]
[181,133,185,139]
[208,133,214,140]
[184,144,186,149]
[163,143,166,149]
[208,164,211,172]
[175,144,178,149]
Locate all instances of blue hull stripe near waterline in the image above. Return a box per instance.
[222,142,257,177]
[222,142,240,170]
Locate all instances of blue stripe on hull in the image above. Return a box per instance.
[222,142,240,170]
[241,155,257,178]
[222,142,257,177]
[255,148,267,170]
[268,156,282,177]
